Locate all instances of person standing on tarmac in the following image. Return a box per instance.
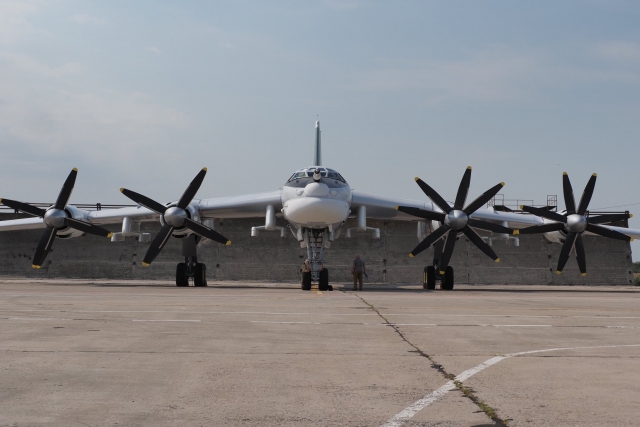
[351,254,366,291]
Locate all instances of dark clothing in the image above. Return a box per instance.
[353,272,363,290]
[352,258,365,272]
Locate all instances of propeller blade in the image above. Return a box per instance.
[562,172,576,215]
[463,182,505,215]
[576,173,597,216]
[520,205,567,223]
[462,226,499,261]
[556,232,578,273]
[517,222,565,235]
[415,178,451,214]
[120,188,167,214]
[63,218,113,238]
[396,206,446,222]
[142,224,174,266]
[184,218,231,245]
[438,229,458,273]
[575,234,586,276]
[453,166,472,210]
[54,168,78,210]
[32,226,57,268]
[0,198,46,217]
[177,168,207,209]
[409,225,450,257]
[467,218,514,234]
[587,213,631,225]
[585,224,631,242]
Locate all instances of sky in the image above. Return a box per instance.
[1,1,640,258]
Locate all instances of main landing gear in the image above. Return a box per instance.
[300,227,333,291]
[422,239,455,290]
[175,235,207,287]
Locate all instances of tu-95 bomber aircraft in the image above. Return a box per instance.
[0,121,638,289]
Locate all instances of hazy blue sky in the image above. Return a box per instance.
[1,1,640,256]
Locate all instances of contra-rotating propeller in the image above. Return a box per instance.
[0,168,114,269]
[518,172,632,276]
[397,167,517,274]
[119,167,231,266]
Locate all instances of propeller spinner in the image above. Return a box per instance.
[120,168,231,266]
[397,167,517,274]
[0,168,114,268]
[518,172,632,276]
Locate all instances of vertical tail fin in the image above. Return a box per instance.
[313,121,321,166]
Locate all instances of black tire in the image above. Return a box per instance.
[425,266,436,290]
[443,266,454,290]
[318,268,329,291]
[194,263,207,287]
[176,263,188,287]
[301,271,312,291]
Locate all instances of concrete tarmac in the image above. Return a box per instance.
[1,279,639,426]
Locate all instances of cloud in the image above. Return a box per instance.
[0,0,39,44]
[593,41,640,62]
[352,46,640,105]
[68,13,105,25]
[0,52,190,166]
[148,46,162,55]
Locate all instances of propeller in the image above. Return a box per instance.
[519,172,632,276]
[120,168,231,266]
[397,166,517,274]
[0,168,114,269]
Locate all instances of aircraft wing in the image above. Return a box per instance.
[0,190,283,232]
[352,191,544,227]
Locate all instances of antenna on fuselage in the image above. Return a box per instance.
[313,120,321,166]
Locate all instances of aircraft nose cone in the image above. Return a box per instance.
[303,182,330,197]
[43,208,67,229]
[164,206,188,227]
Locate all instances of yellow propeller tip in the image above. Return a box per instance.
[72,167,78,172]
[581,273,587,276]
[119,188,124,193]
[556,270,562,275]
[519,205,524,210]
[409,253,414,258]
[467,166,472,170]
[414,177,420,182]
[495,258,500,263]
[202,167,208,172]
[439,271,445,275]
[631,238,635,242]
[32,264,41,269]
[226,240,232,246]
[395,206,399,210]
[107,232,113,238]
[562,172,568,176]
[592,173,597,177]
[513,230,519,235]
[629,213,633,218]
[0,198,2,204]
[141,262,150,267]
[500,182,505,186]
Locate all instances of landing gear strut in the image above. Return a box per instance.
[176,234,207,287]
[422,239,454,290]
[300,227,332,291]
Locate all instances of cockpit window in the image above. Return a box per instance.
[287,167,346,183]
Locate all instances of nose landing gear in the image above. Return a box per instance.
[175,234,208,287]
[422,240,455,290]
[300,227,333,291]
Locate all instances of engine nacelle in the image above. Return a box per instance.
[543,230,566,244]
[55,205,89,239]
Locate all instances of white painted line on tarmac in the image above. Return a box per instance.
[251,321,322,325]
[381,343,640,427]
[478,324,552,327]
[8,317,72,321]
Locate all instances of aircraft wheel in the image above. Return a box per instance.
[318,268,329,291]
[301,271,312,291]
[443,266,454,290]
[176,263,188,287]
[194,263,207,287]
[424,266,436,290]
